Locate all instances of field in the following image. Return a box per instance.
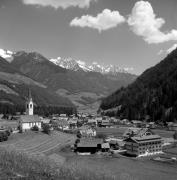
[96,127,175,138]
[0,131,76,156]
[60,148,177,180]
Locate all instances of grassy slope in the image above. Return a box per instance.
[0,147,116,180]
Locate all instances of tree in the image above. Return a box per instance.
[96,133,107,140]
[76,131,82,138]
[42,124,51,135]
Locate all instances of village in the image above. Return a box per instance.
[0,92,177,166]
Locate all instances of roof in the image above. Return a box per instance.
[20,115,41,123]
[57,119,68,126]
[123,128,152,138]
[130,135,162,143]
[68,120,77,124]
[101,143,110,149]
[102,120,110,123]
[77,138,103,148]
[88,119,97,123]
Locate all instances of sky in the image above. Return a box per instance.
[0,0,177,75]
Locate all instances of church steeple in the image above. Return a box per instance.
[26,89,34,115]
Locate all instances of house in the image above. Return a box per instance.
[76,138,103,154]
[41,118,51,124]
[18,91,41,132]
[146,122,156,129]
[87,119,97,127]
[19,115,41,132]
[59,114,68,121]
[125,135,162,157]
[68,119,77,129]
[101,143,110,152]
[79,125,96,137]
[168,122,177,131]
[123,128,153,139]
[56,119,69,130]
[100,120,112,128]
[131,120,143,128]
[0,120,19,133]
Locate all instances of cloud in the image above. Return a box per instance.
[22,0,96,9]
[128,1,177,44]
[70,9,125,32]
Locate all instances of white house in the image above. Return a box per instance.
[19,115,41,132]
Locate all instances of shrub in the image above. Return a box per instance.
[96,133,107,140]
[0,132,8,142]
[5,130,11,136]
[31,125,39,132]
[42,124,51,134]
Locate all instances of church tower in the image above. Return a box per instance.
[26,90,34,115]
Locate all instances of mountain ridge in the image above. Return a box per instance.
[100,48,177,122]
[0,48,136,113]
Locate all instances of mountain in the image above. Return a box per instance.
[0,48,136,113]
[0,55,75,115]
[50,56,133,75]
[11,51,136,113]
[100,48,177,122]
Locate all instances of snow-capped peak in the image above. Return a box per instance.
[50,57,133,75]
[0,49,14,62]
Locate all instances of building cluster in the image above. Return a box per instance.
[74,126,163,157]
[0,93,177,158]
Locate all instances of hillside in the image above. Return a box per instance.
[100,48,177,122]
[10,51,136,113]
[0,56,75,115]
[0,147,114,180]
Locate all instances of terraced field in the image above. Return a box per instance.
[0,131,75,156]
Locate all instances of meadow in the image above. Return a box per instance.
[60,149,177,180]
[0,128,177,180]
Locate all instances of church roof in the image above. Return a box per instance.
[20,115,41,123]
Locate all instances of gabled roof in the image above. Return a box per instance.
[101,143,110,149]
[127,135,162,144]
[123,128,152,138]
[20,115,41,123]
[77,138,103,148]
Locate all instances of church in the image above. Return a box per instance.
[19,91,42,132]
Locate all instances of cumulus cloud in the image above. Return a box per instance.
[128,1,177,44]
[70,9,125,32]
[22,0,96,9]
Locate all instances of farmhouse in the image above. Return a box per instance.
[125,135,162,157]
[168,122,177,131]
[100,120,112,128]
[87,119,97,127]
[76,138,103,154]
[79,125,96,137]
[123,128,153,139]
